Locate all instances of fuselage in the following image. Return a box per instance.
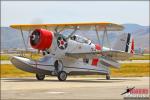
[11,34,110,76]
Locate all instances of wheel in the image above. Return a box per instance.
[106,75,110,80]
[57,71,67,81]
[36,74,45,80]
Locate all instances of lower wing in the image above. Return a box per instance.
[66,50,132,60]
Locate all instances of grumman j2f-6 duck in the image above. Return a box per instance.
[10,22,134,81]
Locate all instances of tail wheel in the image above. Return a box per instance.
[106,74,110,80]
[36,74,45,80]
[57,71,67,81]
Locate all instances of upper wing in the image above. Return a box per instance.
[10,22,124,31]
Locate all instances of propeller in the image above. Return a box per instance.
[30,30,40,46]
[29,18,44,54]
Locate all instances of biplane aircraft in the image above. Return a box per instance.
[10,22,134,81]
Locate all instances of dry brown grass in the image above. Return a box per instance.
[111,63,149,77]
[1,63,149,78]
[129,55,150,60]
[0,64,34,78]
[0,53,42,60]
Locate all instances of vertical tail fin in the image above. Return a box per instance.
[113,33,134,54]
[130,38,134,54]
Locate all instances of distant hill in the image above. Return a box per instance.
[1,24,149,50]
[1,27,28,49]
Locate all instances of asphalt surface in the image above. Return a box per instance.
[1,77,149,99]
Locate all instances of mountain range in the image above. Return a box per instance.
[1,24,149,50]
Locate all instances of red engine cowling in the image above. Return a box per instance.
[30,29,53,50]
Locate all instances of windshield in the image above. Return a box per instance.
[60,29,93,44]
[60,29,74,38]
[70,35,91,44]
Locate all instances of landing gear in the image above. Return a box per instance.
[106,74,110,80]
[54,60,63,74]
[36,74,45,80]
[54,60,67,81]
[57,71,67,81]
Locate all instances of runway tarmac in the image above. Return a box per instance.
[1,77,149,99]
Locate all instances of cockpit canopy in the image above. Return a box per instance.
[70,35,91,44]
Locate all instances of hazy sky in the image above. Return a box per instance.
[1,1,149,27]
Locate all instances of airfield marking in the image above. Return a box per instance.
[46,91,66,94]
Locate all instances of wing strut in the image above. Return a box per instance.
[20,27,27,51]
[44,25,48,30]
[54,25,67,36]
[95,25,101,46]
[102,27,111,50]
[27,29,32,47]
[66,26,78,39]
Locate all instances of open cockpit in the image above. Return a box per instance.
[70,35,91,45]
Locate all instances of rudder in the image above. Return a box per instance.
[113,33,134,54]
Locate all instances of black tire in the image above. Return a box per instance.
[106,75,110,80]
[57,71,67,81]
[36,74,45,80]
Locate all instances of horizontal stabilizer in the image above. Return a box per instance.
[101,50,132,60]
[99,56,120,68]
